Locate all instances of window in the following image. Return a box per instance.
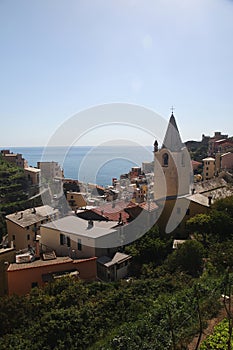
[26,226,29,230]
[186,208,190,215]
[27,234,30,241]
[71,195,73,199]
[60,233,65,245]
[206,172,208,177]
[67,236,71,247]
[77,239,82,251]
[162,153,169,166]
[206,167,209,170]
[31,282,38,288]
[12,235,15,240]
[181,153,185,166]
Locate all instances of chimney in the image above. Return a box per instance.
[87,220,93,229]
[208,196,212,206]
[35,237,40,258]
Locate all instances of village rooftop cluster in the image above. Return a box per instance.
[0,112,233,296]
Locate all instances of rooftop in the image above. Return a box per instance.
[97,252,131,267]
[7,256,73,271]
[24,167,41,173]
[186,193,211,207]
[0,246,15,255]
[202,157,215,161]
[6,205,59,228]
[77,200,135,222]
[42,215,117,239]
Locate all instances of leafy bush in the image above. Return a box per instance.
[200,319,233,349]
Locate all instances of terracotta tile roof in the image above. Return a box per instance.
[192,160,202,166]
[78,200,135,223]
[7,256,73,271]
[125,201,158,212]
[137,201,158,212]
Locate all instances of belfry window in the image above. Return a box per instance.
[163,153,169,166]
[181,153,185,166]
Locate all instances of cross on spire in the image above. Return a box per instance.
[170,106,175,114]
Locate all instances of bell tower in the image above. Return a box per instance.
[154,111,191,200]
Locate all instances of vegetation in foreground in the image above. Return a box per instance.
[1,158,233,349]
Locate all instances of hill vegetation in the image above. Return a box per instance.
[0,156,42,242]
[1,151,233,348]
[0,195,233,348]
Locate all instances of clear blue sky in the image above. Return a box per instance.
[0,0,233,146]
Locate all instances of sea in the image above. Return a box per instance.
[11,146,153,187]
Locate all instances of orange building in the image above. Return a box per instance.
[7,256,97,295]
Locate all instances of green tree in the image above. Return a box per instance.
[166,240,205,277]
[187,213,212,246]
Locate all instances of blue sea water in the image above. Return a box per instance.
[11,146,153,187]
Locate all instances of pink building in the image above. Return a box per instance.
[221,152,233,171]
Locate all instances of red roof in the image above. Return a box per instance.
[77,200,158,223]
[92,200,132,222]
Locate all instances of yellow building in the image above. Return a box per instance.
[40,216,119,259]
[66,191,87,210]
[24,167,41,186]
[6,205,59,251]
[202,157,215,181]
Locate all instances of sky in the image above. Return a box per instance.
[0,0,233,147]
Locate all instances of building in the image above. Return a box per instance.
[0,244,15,295]
[24,167,41,186]
[208,132,229,156]
[40,216,121,259]
[37,161,63,180]
[6,205,59,250]
[214,139,233,154]
[1,149,27,168]
[202,152,233,181]
[142,161,154,174]
[7,255,97,295]
[97,252,131,282]
[66,191,87,210]
[152,112,217,235]
[153,112,192,201]
[76,199,130,223]
[202,157,215,181]
[221,152,233,171]
[24,166,41,195]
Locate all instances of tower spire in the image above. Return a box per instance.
[162,110,183,151]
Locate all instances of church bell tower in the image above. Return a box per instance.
[154,112,191,200]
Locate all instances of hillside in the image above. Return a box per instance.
[0,156,42,241]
